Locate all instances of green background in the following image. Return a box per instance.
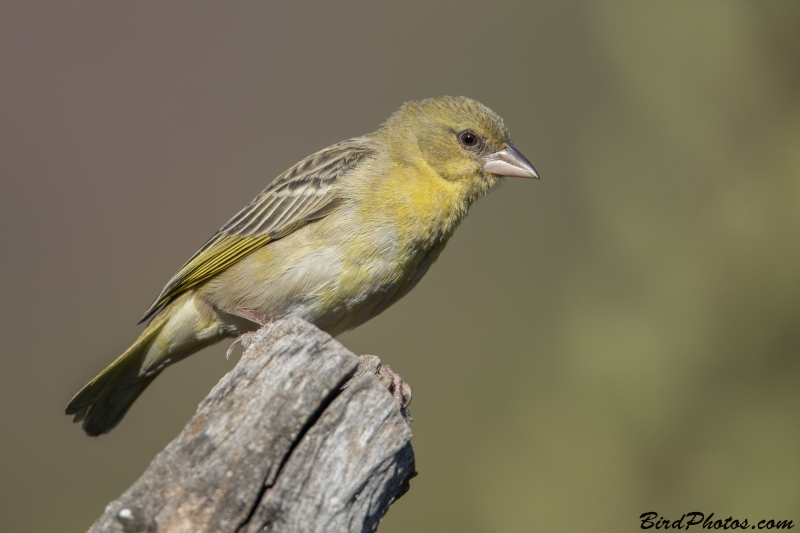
[1,1,798,531]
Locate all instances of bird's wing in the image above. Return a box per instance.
[139,138,375,322]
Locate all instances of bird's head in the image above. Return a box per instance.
[379,96,538,200]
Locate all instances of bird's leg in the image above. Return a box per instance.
[224,309,274,359]
[343,354,413,423]
[226,309,274,326]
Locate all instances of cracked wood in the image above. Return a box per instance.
[87,316,416,533]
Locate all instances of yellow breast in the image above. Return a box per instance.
[202,148,476,335]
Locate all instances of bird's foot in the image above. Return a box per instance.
[226,331,258,360]
[224,309,275,359]
[343,354,412,423]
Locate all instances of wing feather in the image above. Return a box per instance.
[139,138,375,322]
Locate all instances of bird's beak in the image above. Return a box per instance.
[482,142,540,179]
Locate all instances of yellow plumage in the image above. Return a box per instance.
[66,96,538,435]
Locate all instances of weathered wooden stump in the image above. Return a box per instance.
[88,316,416,533]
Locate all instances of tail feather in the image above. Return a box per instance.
[74,376,158,436]
[66,316,166,436]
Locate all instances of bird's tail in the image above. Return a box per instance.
[65,313,169,436]
[66,294,233,435]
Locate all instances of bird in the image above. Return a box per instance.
[65,96,539,436]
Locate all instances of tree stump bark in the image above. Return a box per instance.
[87,316,416,533]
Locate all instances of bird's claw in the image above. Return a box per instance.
[224,309,275,359]
[226,331,257,360]
[343,354,412,423]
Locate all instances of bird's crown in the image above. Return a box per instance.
[381,96,509,148]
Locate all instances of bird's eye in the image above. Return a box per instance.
[458,131,479,148]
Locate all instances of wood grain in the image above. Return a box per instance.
[87,316,415,533]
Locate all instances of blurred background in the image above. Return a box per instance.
[1,1,799,531]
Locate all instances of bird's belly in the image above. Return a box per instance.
[203,227,442,337]
[249,253,412,335]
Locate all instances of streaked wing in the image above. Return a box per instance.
[139,138,375,322]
